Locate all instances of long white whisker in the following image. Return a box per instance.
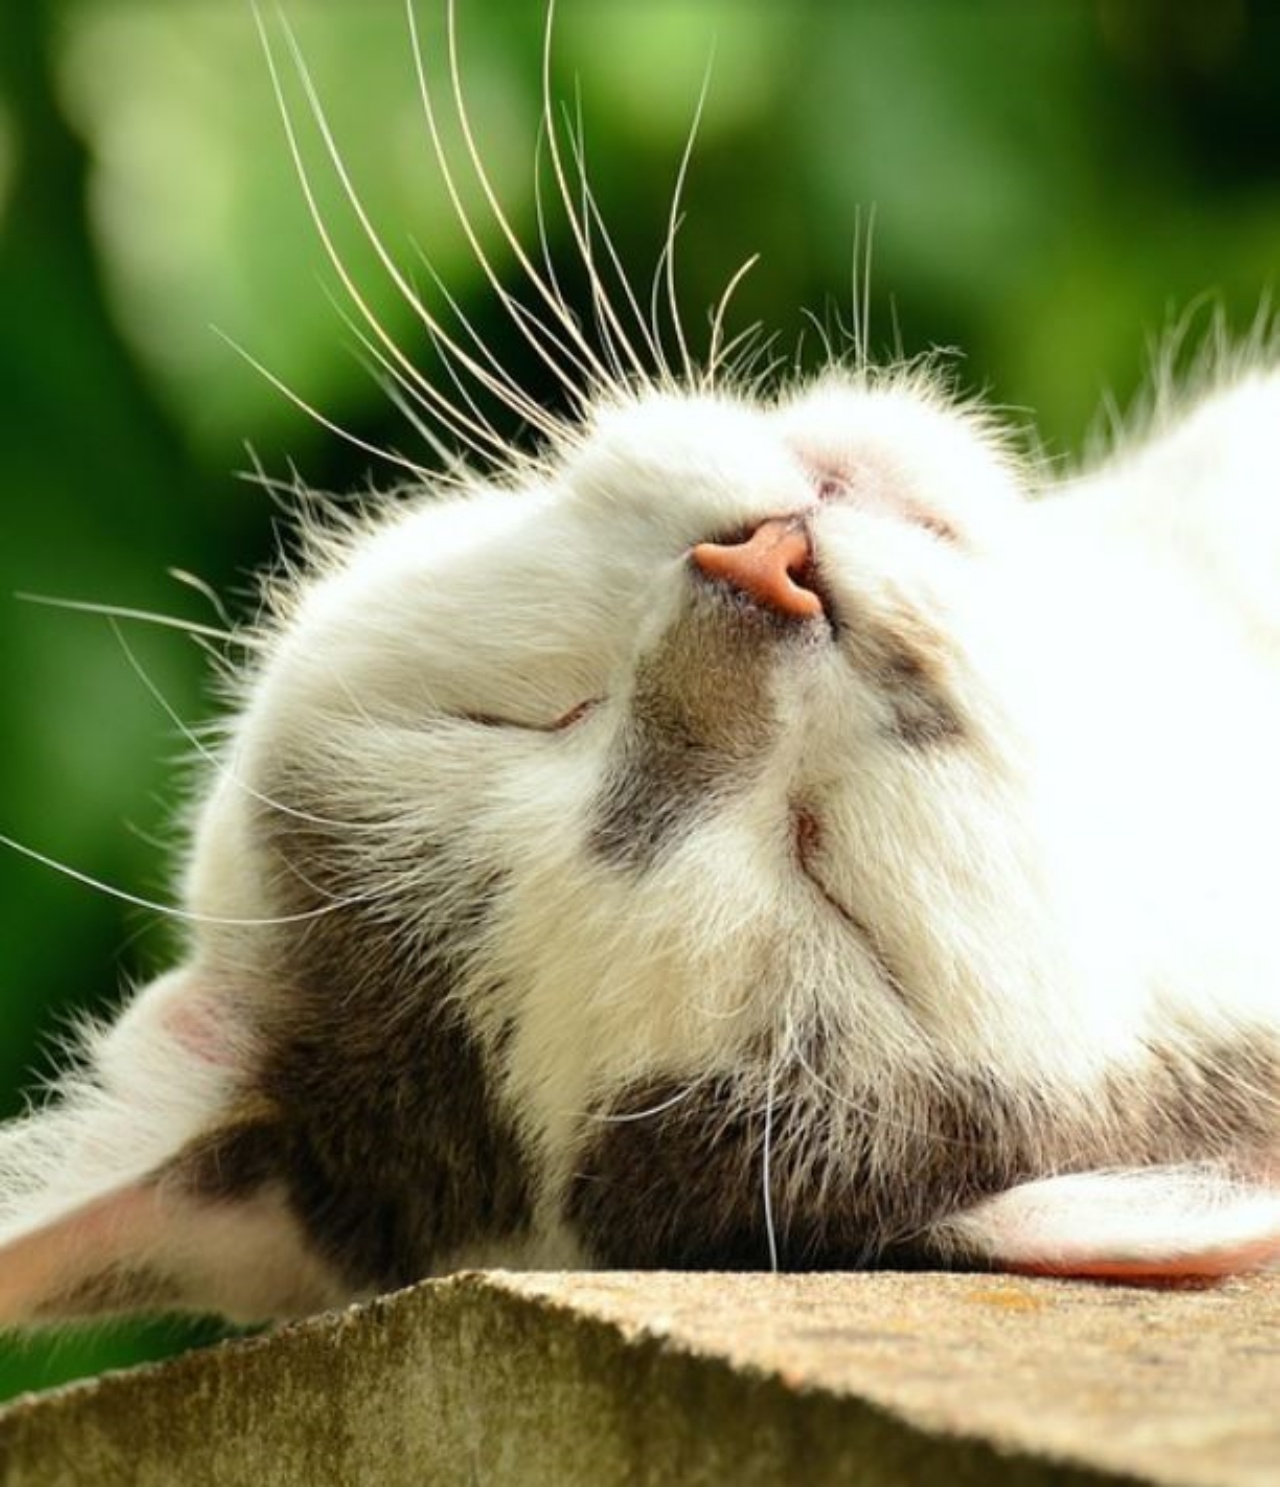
[719,324,777,390]
[861,204,876,370]
[404,249,569,437]
[166,570,235,633]
[848,204,876,370]
[762,1051,780,1273]
[663,48,715,387]
[532,117,574,341]
[419,0,608,398]
[317,279,511,458]
[539,0,646,386]
[800,306,836,368]
[583,1084,700,1124]
[439,0,608,385]
[552,90,630,391]
[706,253,760,388]
[277,12,558,442]
[0,831,361,928]
[560,102,667,381]
[564,91,627,386]
[214,325,449,477]
[15,592,252,648]
[257,7,517,464]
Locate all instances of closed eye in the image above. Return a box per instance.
[460,699,601,732]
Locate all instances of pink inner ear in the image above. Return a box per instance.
[940,1169,1280,1286]
[0,1173,347,1326]
[157,996,240,1067]
[0,1183,168,1325]
[139,968,244,1069]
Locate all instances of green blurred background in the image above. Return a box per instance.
[0,0,1277,1400]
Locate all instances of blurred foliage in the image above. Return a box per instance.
[0,0,1278,1399]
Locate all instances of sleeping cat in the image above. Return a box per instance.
[4,7,1280,1325]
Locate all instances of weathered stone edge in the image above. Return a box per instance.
[0,1274,1144,1487]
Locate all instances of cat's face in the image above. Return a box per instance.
[230,372,1032,1058]
[176,359,1275,1295]
[160,367,1140,1282]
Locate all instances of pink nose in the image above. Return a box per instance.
[690,518,823,619]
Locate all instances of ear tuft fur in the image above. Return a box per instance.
[0,968,343,1324]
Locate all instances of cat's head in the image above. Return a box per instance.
[0,367,1078,1319]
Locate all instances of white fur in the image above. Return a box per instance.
[6,4,1280,1316]
[6,360,1280,1321]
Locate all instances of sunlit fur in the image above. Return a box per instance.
[3,3,1280,1324]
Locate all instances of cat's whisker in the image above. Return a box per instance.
[724,331,785,397]
[373,362,472,473]
[800,306,837,371]
[404,251,570,441]
[237,447,326,518]
[550,92,631,393]
[440,0,616,392]
[425,0,610,404]
[761,1048,780,1273]
[843,205,878,372]
[166,570,236,634]
[321,283,517,462]
[532,118,574,351]
[581,1082,700,1125]
[560,96,669,385]
[109,622,393,839]
[282,29,560,454]
[860,206,876,370]
[214,325,456,478]
[0,831,363,929]
[257,10,520,466]
[323,281,509,463]
[564,156,627,386]
[276,14,564,448]
[15,592,254,650]
[661,50,715,389]
[408,12,597,422]
[539,1,648,390]
[706,253,761,390]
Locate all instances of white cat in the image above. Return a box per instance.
[4,10,1280,1326]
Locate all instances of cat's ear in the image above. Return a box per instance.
[933,1168,1280,1282]
[0,967,341,1326]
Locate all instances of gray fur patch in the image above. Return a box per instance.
[566,1028,1280,1270]
[215,777,534,1295]
[590,585,806,870]
[839,608,965,747]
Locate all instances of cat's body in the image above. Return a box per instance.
[4,363,1280,1325]
[5,10,1280,1327]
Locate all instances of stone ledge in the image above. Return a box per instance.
[1,1271,1278,1486]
